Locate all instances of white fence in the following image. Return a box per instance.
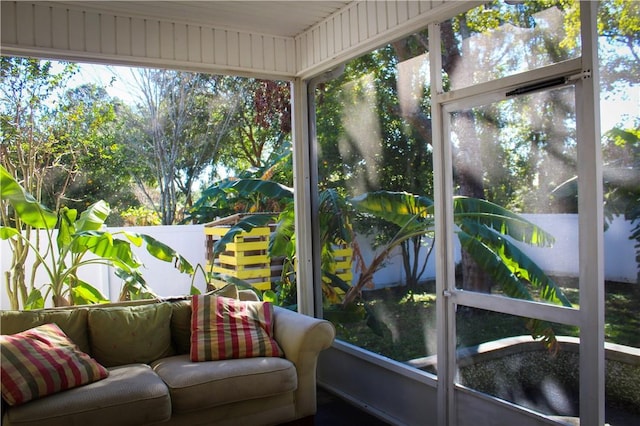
[356,214,637,289]
[1,215,637,309]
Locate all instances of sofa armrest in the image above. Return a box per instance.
[272,307,335,419]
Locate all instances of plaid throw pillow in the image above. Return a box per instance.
[190,295,283,361]
[1,323,108,406]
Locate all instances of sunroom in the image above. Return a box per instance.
[1,1,638,426]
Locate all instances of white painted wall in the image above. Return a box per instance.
[101,225,209,300]
[0,216,636,309]
[352,214,637,289]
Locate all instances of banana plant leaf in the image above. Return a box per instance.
[453,196,555,247]
[458,230,535,302]
[140,234,195,275]
[351,191,434,230]
[353,191,555,249]
[188,178,294,223]
[24,289,45,310]
[196,178,293,208]
[69,277,110,305]
[319,188,353,245]
[269,204,296,258]
[58,207,78,252]
[0,166,57,229]
[73,231,141,269]
[459,220,571,306]
[115,268,158,301]
[220,178,293,199]
[0,227,21,240]
[192,180,231,209]
[75,200,110,231]
[351,190,566,307]
[212,213,278,255]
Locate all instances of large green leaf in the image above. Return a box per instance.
[351,191,433,233]
[221,178,293,201]
[75,200,110,231]
[269,205,295,257]
[453,197,555,247]
[69,278,109,305]
[0,227,20,240]
[187,178,294,224]
[73,231,140,268]
[459,220,572,307]
[0,165,57,229]
[319,188,352,245]
[24,289,44,310]
[458,230,533,302]
[139,234,195,275]
[196,178,292,208]
[115,268,157,300]
[191,180,231,210]
[57,207,77,252]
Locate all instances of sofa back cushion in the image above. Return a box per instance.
[87,302,174,367]
[169,300,192,355]
[0,309,90,354]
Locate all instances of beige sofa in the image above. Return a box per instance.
[0,291,335,426]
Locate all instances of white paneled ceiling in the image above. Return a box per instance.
[5,1,472,78]
[50,1,352,38]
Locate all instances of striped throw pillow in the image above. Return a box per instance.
[190,295,283,361]
[1,323,108,406]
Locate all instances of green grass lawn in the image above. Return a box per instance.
[334,280,640,363]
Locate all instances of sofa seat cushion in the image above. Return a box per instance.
[151,354,297,413]
[2,364,171,426]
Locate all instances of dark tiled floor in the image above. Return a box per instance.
[314,387,392,426]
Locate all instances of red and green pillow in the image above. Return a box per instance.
[190,294,283,361]
[1,323,108,406]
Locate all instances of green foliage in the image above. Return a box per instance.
[49,84,139,217]
[351,192,567,303]
[194,174,569,347]
[189,173,354,306]
[184,142,293,224]
[597,0,640,89]
[0,167,57,229]
[120,206,162,226]
[0,165,195,308]
[350,190,571,348]
[0,57,80,309]
[211,213,278,256]
[216,78,291,174]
